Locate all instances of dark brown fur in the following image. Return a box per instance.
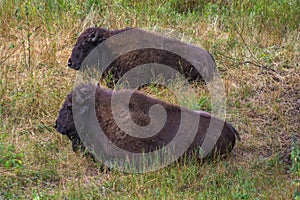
[68,27,216,87]
[55,84,240,162]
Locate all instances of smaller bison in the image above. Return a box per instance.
[55,83,240,168]
[67,27,216,87]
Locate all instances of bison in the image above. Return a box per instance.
[55,83,240,168]
[67,27,216,87]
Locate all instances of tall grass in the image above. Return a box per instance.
[0,0,299,199]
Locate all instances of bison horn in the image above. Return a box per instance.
[90,31,99,43]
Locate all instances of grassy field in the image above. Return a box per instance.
[0,0,299,199]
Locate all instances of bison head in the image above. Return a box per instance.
[68,27,109,70]
[55,92,83,151]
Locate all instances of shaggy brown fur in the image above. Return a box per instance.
[68,27,216,87]
[55,84,240,162]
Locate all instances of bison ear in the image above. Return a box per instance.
[67,101,72,110]
[88,31,106,43]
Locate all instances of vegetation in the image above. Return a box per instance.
[0,0,299,199]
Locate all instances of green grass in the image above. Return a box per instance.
[0,0,299,199]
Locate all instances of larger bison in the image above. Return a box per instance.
[55,83,240,169]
